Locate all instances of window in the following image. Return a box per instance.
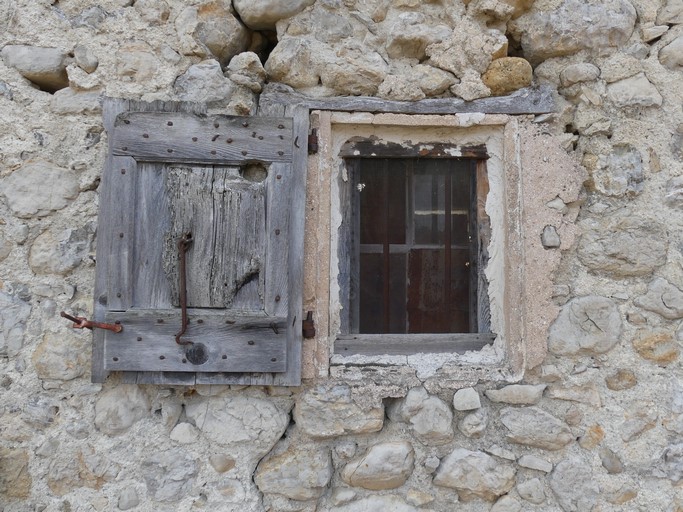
[335,138,496,356]
[91,99,308,386]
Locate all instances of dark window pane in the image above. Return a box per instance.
[389,253,407,333]
[359,253,383,334]
[359,159,406,245]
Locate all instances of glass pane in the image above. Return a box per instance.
[389,253,407,333]
[359,253,383,334]
[359,159,406,245]
[413,160,445,245]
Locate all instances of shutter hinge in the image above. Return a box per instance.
[302,311,316,339]
[307,129,319,154]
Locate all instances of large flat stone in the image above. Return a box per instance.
[1,45,68,92]
[500,407,573,450]
[341,441,414,490]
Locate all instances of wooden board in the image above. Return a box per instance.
[103,311,286,372]
[261,84,555,115]
[340,141,489,159]
[335,333,496,356]
[112,112,293,164]
[163,166,266,309]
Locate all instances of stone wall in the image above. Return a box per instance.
[1,0,683,510]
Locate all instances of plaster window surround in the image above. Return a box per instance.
[301,110,584,384]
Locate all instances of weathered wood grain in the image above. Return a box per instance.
[103,311,287,372]
[334,333,496,356]
[112,112,293,164]
[261,83,556,115]
[163,166,266,309]
[339,140,489,159]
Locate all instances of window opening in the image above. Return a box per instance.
[347,157,491,336]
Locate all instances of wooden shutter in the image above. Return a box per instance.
[92,99,307,385]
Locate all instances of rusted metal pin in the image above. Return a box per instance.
[175,232,194,346]
[60,311,123,333]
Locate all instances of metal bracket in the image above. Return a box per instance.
[308,129,319,155]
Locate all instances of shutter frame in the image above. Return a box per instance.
[92,98,306,385]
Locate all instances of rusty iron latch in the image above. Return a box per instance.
[60,311,122,333]
[302,311,315,339]
[308,129,319,155]
[175,232,194,346]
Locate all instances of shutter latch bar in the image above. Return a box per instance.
[175,232,194,346]
[60,311,123,333]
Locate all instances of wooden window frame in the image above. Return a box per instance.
[335,148,496,355]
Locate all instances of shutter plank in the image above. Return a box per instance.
[264,162,289,317]
[103,311,287,372]
[112,113,293,164]
[163,166,265,309]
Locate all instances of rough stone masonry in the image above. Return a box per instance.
[1,0,683,511]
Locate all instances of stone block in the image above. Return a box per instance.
[550,458,599,512]
[634,277,683,319]
[234,0,314,31]
[95,385,150,436]
[142,449,197,502]
[485,384,546,404]
[1,45,69,92]
[500,407,573,450]
[0,448,31,498]
[341,441,414,490]
[388,386,453,445]
[452,387,481,411]
[482,57,532,96]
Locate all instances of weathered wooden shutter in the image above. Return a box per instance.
[92,99,307,385]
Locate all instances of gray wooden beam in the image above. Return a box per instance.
[261,83,556,115]
[335,333,496,356]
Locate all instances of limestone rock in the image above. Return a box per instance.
[635,278,683,319]
[333,496,419,512]
[412,64,457,96]
[541,225,561,248]
[547,384,601,407]
[116,42,159,82]
[607,73,662,107]
[500,407,573,450]
[227,52,266,93]
[48,447,119,497]
[550,458,599,512]
[322,43,388,96]
[510,0,636,64]
[450,69,492,101]
[517,478,545,504]
[234,0,314,30]
[198,1,249,64]
[606,369,637,390]
[118,487,139,510]
[548,296,621,356]
[1,45,69,92]
[453,387,481,411]
[142,449,197,502]
[185,396,288,457]
[578,213,667,277]
[209,454,235,473]
[641,23,669,42]
[578,424,605,449]
[426,22,508,77]
[134,0,170,25]
[599,447,624,474]
[621,401,658,441]
[294,384,383,438]
[174,60,234,103]
[560,63,600,87]
[665,176,683,209]
[482,57,532,96]
[255,445,332,500]
[73,45,98,73]
[458,408,488,438]
[2,161,79,218]
[633,330,680,364]
[388,387,453,445]
[0,291,31,357]
[265,37,322,89]
[29,225,94,276]
[518,455,552,473]
[378,75,426,101]
[592,145,644,197]
[654,443,683,484]
[95,385,150,436]
[491,495,521,512]
[170,422,199,444]
[32,334,88,381]
[0,232,11,263]
[341,441,414,490]
[485,384,545,404]
[658,0,683,24]
[434,449,516,502]
[0,448,31,498]
[385,14,452,60]
[50,88,102,114]
[599,53,642,83]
